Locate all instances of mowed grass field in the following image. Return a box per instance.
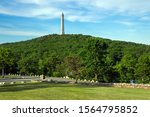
[0,82,150,100]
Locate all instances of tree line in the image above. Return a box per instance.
[0,34,150,83]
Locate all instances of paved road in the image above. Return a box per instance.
[0,77,39,83]
[0,76,75,83]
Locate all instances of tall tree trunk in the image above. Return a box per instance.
[2,67,4,78]
[75,77,78,84]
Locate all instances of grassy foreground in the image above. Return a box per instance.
[0,82,150,100]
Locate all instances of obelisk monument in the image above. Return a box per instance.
[60,13,65,35]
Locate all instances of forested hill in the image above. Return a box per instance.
[0,34,150,83]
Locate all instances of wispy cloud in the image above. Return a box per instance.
[140,16,150,21]
[115,20,135,26]
[0,28,47,36]
[1,0,150,44]
[0,0,150,22]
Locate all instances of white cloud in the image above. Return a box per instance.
[0,0,150,22]
[91,0,150,14]
[0,28,47,36]
[140,16,150,21]
[115,20,135,26]
[17,0,44,5]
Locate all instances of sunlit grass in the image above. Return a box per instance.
[0,82,150,100]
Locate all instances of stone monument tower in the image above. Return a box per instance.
[60,13,65,35]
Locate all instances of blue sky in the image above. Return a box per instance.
[0,0,150,44]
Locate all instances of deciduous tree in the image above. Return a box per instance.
[0,48,14,77]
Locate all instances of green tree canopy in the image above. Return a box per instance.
[0,48,14,77]
[135,53,150,83]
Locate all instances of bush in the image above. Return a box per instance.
[52,72,61,77]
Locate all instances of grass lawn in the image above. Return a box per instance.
[0,82,150,100]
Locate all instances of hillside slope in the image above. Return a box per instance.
[0,34,150,83]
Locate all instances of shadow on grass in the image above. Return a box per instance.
[0,82,97,92]
[0,82,82,92]
[0,81,114,92]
